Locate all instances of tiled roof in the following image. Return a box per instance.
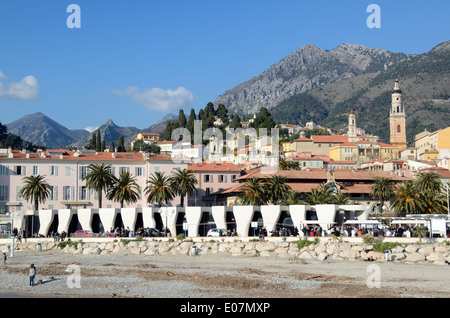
[311,135,348,143]
[147,154,173,161]
[2,150,144,162]
[236,169,410,182]
[294,138,312,142]
[419,167,450,177]
[155,140,178,145]
[215,182,373,195]
[188,161,240,172]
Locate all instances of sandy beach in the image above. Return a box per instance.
[0,248,449,300]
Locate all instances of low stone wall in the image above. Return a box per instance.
[2,237,450,266]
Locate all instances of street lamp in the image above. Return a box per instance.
[160,207,175,237]
[6,212,19,257]
[445,183,449,216]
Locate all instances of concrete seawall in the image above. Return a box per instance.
[1,237,449,266]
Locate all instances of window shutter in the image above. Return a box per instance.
[16,185,22,201]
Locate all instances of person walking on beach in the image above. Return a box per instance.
[29,264,36,286]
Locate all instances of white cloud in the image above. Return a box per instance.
[0,71,40,101]
[84,126,99,133]
[112,86,195,112]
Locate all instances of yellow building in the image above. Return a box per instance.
[330,141,399,166]
[414,126,450,159]
[281,141,294,153]
[131,133,160,150]
[423,149,439,162]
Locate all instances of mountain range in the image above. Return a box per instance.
[5,41,450,148]
[215,41,450,144]
[6,112,177,149]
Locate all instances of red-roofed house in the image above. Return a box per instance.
[0,149,148,213]
[330,140,400,167]
[187,161,241,207]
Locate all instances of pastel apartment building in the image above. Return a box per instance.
[0,147,242,214]
[414,127,450,160]
[187,161,241,207]
[0,149,148,213]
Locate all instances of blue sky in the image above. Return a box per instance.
[0,0,449,131]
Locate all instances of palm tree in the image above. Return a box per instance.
[263,175,291,204]
[278,158,289,170]
[370,177,395,210]
[419,189,448,214]
[239,177,267,206]
[414,172,442,193]
[20,175,52,211]
[412,224,428,244]
[390,181,424,214]
[82,163,116,208]
[330,191,350,205]
[281,191,302,205]
[288,161,300,171]
[107,171,140,208]
[144,171,174,207]
[304,188,328,205]
[169,168,198,207]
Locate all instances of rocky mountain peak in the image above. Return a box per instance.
[214,42,411,115]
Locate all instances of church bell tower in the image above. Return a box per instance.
[389,79,407,151]
[348,110,358,142]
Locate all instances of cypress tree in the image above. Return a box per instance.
[117,135,126,152]
[96,130,102,152]
[178,109,187,127]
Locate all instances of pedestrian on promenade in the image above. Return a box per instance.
[29,264,36,286]
[2,253,6,265]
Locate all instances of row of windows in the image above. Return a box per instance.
[203,174,238,183]
[0,185,143,202]
[0,165,144,178]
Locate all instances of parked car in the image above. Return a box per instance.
[207,228,226,237]
[147,228,162,237]
[73,230,95,238]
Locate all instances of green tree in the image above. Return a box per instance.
[178,109,187,127]
[186,108,197,143]
[229,114,242,129]
[330,191,350,205]
[281,191,302,205]
[87,133,97,150]
[414,172,442,193]
[390,181,424,214]
[82,163,116,208]
[107,171,140,208]
[144,171,175,207]
[117,135,126,152]
[161,122,179,141]
[370,177,395,210]
[263,175,291,204]
[216,103,228,123]
[420,189,448,214]
[239,177,267,206]
[109,141,115,152]
[169,168,198,207]
[20,175,52,211]
[96,130,102,152]
[304,188,328,205]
